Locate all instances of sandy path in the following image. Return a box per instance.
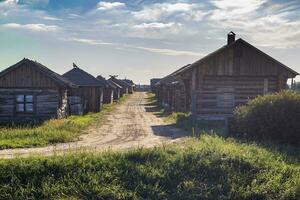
[0,92,189,158]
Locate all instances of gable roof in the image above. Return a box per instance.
[179,38,299,77]
[107,79,122,89]
[97,75,117,89]
[121,79,135,86]
[63,64,105,87]
[109,76,132,88]
[0,58,75,88]
[156,64,191,86]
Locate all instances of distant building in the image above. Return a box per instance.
[121,79,135,93]
[97,75,115,104]
[63,63,105,114]
[150,78,161,92]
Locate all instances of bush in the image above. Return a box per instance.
[231,90,300,144]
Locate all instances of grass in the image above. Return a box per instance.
[0,135,299,200]
[0,95,129,149]
[146,92,227,135]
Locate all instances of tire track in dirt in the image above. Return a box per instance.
[0,92,189,158]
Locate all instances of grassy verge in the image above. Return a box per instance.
[146,92,227,135]
[0,135,299,200]
[0,95,129,149]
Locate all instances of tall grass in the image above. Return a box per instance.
[0,135,298,200]
[0,95,128,149]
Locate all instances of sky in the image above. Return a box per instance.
[0,0,299,84]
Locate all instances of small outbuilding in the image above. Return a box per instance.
[121,79,135,93]
[155,64,190,112]
[97,75,115,104]
[107,79,122,100]
[63,64,105,114]
[0,58,75,121]
[108,76,130,97]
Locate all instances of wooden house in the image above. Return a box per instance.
[155,64,190,112]
[121,79,135,93]
[97,75,115,104]
[108,76,129,97]
[107,79,122,100]
[174,32,299,119]
[150,78,161,92]
[63,64,105,114]
[0,58,75,121]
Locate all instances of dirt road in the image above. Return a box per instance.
[0,92,189,158]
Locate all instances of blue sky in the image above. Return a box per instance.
[0,0,300,84]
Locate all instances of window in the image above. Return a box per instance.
[217,88,235,108]
[16,95,34,113]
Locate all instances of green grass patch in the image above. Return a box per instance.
[0,96,129,149]
[0,134,299,200]
[146,92,227,135]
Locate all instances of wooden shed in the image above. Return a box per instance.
[121,79,135,94]
[176,32,299,119]
[63,64,105,114]
[97,75,115,104]
[108,76,129,97]
[107,79,122,100]
[0,58,75,121]
[155,64,190,112]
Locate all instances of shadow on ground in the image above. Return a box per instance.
[151,125,191,139]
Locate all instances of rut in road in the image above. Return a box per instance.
[0,92,189,158]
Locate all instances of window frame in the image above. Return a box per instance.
[15,94,35,114]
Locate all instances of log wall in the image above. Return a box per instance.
[0,89,64,120]
[0,62,60,88]
[69,86,103,113]
[196,75,278,115]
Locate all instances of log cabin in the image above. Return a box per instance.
[155,64,190,112]
[155,32,299,119]
[150,78,161,93]
[0,58,75,122]
[107,79,122,100]
[108,76,129,97]
[158,32,299,119]
[97,75,115,104]
[121,79,135,93]
[63,64,105,114]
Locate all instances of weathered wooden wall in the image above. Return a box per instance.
[103,88,114,104]
[0,62,69,121]
[196,76,278,116]
[0,62,60,88]
[0,89,65,120]
[69,87,103,113]
[113,88,120,100]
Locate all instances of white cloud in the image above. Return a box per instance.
[208,0,300,48]
[71,38,116,46]
[133,22,176,29]
[97,1,125,10]
[43,16,62,21]
[71,37,203,57]
[210,0,267,20]
[134,46,204,57]
[1,23,59,32]
[132,3,197,21]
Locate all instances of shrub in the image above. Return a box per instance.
[231,90,300,144]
